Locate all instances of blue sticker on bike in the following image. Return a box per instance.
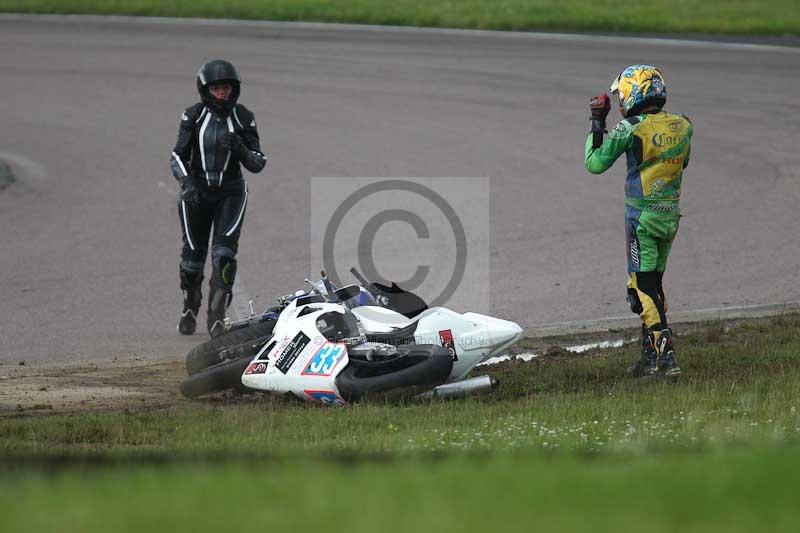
[304,390,346,406]
[302,343,346,376]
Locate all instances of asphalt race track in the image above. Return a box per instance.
[1,15,798,363]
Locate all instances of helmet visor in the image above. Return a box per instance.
[609,75,621,94]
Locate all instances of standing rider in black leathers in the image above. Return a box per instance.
[170,60,267,337]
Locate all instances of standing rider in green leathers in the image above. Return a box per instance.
[585,65,693,377]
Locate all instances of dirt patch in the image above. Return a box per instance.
[0,355,187,417]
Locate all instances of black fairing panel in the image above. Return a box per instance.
[369,282,428,319]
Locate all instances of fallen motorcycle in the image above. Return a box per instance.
[184,269,427,375]
[180,271,523,404]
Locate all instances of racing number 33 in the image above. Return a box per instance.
[304,343,345,376]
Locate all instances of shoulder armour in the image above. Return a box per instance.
[609,118,636,139]
[180,103,204,124]
[622,116,642,127]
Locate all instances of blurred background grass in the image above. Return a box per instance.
[0,0,798,35]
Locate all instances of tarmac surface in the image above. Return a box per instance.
[1,15,798,363]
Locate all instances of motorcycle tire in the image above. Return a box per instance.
[180,356,252,399]
[335,344,453,402]
[185,319,276,375]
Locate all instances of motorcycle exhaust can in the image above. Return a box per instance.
[416,375,498,400]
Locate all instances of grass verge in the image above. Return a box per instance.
[0,0,799,36]
[2,314,800,457]
[1,313,799,531]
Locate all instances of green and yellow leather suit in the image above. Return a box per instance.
[585,110,693,328]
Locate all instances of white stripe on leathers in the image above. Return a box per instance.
[233,107,244,129]
[220,116,234,187]
[181,200,196,251]
[198,110,212,185]
[224,182,248,237]
[171,151,188,177]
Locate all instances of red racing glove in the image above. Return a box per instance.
[589,93,611,149]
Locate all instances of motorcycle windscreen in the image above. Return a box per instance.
[315,309,366,346]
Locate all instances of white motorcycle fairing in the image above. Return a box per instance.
[352,306,523,382]
[241,300,351,406]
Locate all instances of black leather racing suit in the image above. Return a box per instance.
[170,102,267,328]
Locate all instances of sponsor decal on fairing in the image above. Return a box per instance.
[438,329,458,361]
[245,362,268,375]
[275,331,311,374]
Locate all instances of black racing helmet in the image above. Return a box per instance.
[196,59,241,116]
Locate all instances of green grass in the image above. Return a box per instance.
[2,450,800,533]
[2,315,800,458]
[1,0,799,35]
[2,314,800,531]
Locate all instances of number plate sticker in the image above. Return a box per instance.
[302,343,346,376]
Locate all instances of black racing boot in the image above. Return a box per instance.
[207,283,232,338]
[652,328,681,377]
[207,250,238,338]
[630,324,658,377]
[178,270,203,335]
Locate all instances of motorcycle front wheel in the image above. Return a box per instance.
[185,319,276,375]
[335,344,453,402]
[180,356,252,399]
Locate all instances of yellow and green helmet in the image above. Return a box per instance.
[610,65,667,117]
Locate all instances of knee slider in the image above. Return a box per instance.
[211,246,237,288]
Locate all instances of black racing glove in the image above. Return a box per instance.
[221,132,267,173]
[220,132,247,157]
[179,176,202,206]
[589,93,611,149]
